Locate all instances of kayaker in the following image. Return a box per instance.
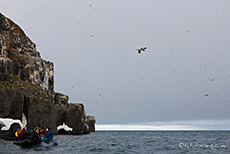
[43,127,53,142]
[33,124,42,143]
[25,129,33,139]
[18,128,25,139]
[34,124,42,135]
[15,128,20,140]
[43,128,48,137]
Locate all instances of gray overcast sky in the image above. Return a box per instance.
[1,0,230,129]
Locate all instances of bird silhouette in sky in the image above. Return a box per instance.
[137,47,147,54]
[210,78,215,81]
[204,94,209,97]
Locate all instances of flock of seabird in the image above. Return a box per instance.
[136,46,213,98]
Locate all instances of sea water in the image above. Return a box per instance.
[0,131,230,154]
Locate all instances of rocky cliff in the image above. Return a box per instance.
[0,13,95,136]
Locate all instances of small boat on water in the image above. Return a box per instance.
[14,136,58,147]
[13,126,57,147]
[14,137,41,147]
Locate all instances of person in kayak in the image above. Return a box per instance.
[43,127,53,142]
[33,124,42,143]
[15,128,20,140]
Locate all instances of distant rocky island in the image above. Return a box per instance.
[0,13,95,138]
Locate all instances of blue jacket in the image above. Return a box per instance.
[45,130,53,140]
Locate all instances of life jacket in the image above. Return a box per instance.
[34,126,41,134]
[18,129,23,139]
[15,130,19,137]
[43,130,47,136]
[45,130,53,140]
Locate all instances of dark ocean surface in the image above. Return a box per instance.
[1,131,230,154]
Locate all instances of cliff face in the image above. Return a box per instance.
[0,13,54,94]
[0,13,95,136]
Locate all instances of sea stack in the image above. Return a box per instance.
[0,13,95,137]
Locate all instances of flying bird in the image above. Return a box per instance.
[209,78,215,81]
[204,94,209,97]
[185,30,190,33]
[137,47,147,54]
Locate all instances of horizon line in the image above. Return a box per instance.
[95,120,230,131]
